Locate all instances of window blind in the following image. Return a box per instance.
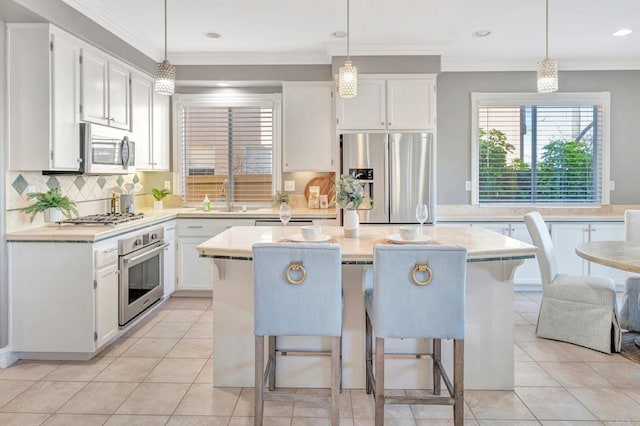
[180,105,274,205]
[477,104,603,204]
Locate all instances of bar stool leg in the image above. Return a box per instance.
[255,335,265,426]
[432,338,441,395]
[268,336,276,391]
[453,339,464,426]
[365,311,373,394]
[331,336,341,426]
[374,337,385,426]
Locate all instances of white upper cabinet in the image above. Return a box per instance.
[283,82,335,172]
[131,73,153,169]
[336,75,436,131]
[152,93,171,171]
[7,24,82,172]
[81,47,130,130]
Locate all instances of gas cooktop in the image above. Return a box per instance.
[57,213,145,226]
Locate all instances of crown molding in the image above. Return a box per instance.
[170,52,330,65]
[324,42,450,59]
[441,58,640,72]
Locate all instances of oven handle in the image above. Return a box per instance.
[122,243,168,265]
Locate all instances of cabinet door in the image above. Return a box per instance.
[95,263,119,350]
[50,30,81,170]
[108,62,131,130]
[510,224,543,285]
[589,223,627,285]
[386,79,435,130]
[177,237,212,290]
[550,223,589,276]
[164,224,176,296]
[476,223,510,235]
[283,83,334,171]
[131,73,153,169]
[336,79,386,130]
[80,48,109,126]
[152,92,171,170]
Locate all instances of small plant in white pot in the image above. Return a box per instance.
[22,187,78,223]
[152,188,171,209]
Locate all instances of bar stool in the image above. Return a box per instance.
[252,243,342,426]
[365,245,467,426]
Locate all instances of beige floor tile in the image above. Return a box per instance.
[124,321,157,339]
[521,312,540,325]
[116,383,190,415]
[514,325,540,342]
[515,387,596,421]
[98,337,139,357]
[144,322,193,339]
[514,313,531,326]
[515,362,561,387]
[194,359,213,384]
[0,381,86,413]
[0,380,35,407]
[145,358,207,383]
[383,404,414,419]
[94,357,160,382]
[293,399,331,418]
[556,342,629,363]
[515,345,535,362]
[514,300,541,313]
[350,390,374,418]
[0,361,63,381]
[198,311,214,323]
[162,309,206,323]
[175,297,212,310]
[42,413,110,425]
[228,417,290,426]
[568,387,640,421]
[58,382,138,414]
[122,338,180,358]
[586,362,640,388]
[160,297,185,310]
[539,362,614,388]
[185,322,214,339]
[540,422,603,426]
[0,412,50,425]
[174,384,242,416]
[167,415,230,425]
[233,388,255,417]
[104,414,170,425]
[477,421,540,425]
[291,418,333,426]
[166,339,213,358]
[339,389,353,418]
[264,400,295,418]
[464,390,535,420]
[603,422,640,426]
[405,391,473,419]
[142,309,171,324]
[523,292,543,303]
[44,357,113,381]
[518,341,580,362]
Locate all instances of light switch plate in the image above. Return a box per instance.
[610,180,615,190]
[164,181,171,190]
[284,180,295,191]
[465,181,472,191]
[27,186,36,194]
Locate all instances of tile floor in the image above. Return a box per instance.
[0,293,639,425]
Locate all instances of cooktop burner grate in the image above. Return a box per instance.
[57,213,145,226]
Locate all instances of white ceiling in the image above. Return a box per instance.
[60,0,640,70]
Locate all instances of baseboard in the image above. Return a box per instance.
[514,283,543,292]
[0,346,19,368]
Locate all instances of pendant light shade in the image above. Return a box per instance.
[537,0,558,93]
[155,0,175,95]
[339,0,357,98]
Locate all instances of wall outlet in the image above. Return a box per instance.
[164,180,171,190]
[610,180,616,190]
[284,180,295,191]
[465,181,472,191]
[26,186,36,194]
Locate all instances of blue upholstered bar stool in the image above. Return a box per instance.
[253,243,343,426]
[365,245,467,426]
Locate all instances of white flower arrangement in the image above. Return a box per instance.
[335,174,364,210]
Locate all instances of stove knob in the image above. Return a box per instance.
[151,233,158,240]
[134,238,143,246]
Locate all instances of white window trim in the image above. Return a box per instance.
[470,92,611,206]
[171,93,283,198]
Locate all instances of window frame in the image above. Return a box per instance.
[172,93,283,205]
[470,92,611,206]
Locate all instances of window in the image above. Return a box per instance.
[174,94,281,206]
[471,92,610,205]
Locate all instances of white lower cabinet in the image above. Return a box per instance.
[94,262,119,349]
[550,223,589,275]
[163,222,177,296]
[584,223,627,284]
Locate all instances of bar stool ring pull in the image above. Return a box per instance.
[286,261,306,285]
[412,263,433,286]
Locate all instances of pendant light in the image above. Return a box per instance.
[155,0,175,95]
[338,0,357,98]
[537,0,558,93]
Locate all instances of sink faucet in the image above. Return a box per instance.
[220,179,231,211]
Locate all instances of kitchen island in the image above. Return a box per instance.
[198,225,537,390]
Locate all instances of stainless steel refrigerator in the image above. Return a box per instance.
[341,133,435,224]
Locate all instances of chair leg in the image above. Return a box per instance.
[453,339,464,426]
[255,335,265,426]
[432,338,441,395]
[331,336,341,426]
[374,337,385,426]
[268,336,276,391]
[365,310,373,394]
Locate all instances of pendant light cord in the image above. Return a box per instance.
[545,0,549,59]
[346,0,350,59]
[164,0,168,61]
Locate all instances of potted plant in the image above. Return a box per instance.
[22,187,78,223]
[335,174,364,237]
[152,188,171,209]
[272,190,290,206]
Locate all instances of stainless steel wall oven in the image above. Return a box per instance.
[118,227,165,326]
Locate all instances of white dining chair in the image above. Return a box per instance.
[620,210,640,332]
[524,212,621,353]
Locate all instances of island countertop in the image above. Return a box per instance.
[197,225,537,263]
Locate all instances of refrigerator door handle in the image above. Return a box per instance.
[384,136,391,217]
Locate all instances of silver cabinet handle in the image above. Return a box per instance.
[103,247,118,253]
[187,225,204,229]
[165,226,175,231]
[380,121,384,125]
[388,122,392,125]
[110,118,115,121]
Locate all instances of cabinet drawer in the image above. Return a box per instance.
[94,244,118,269]
[177,221,220,237]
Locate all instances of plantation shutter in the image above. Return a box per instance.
[477,104,603,204]
[180,105,274,205]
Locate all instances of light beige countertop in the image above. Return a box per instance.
[437,204,640,222]
[6,207,338,242]
[197,225,537,263]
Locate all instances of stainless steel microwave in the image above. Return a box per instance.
[82,123,135,175]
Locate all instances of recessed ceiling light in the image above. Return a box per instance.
[205,32,222,39]
[613,29,633,37]
[472,30,492,38]
[216,82,231,87]
[332,31,347,38]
